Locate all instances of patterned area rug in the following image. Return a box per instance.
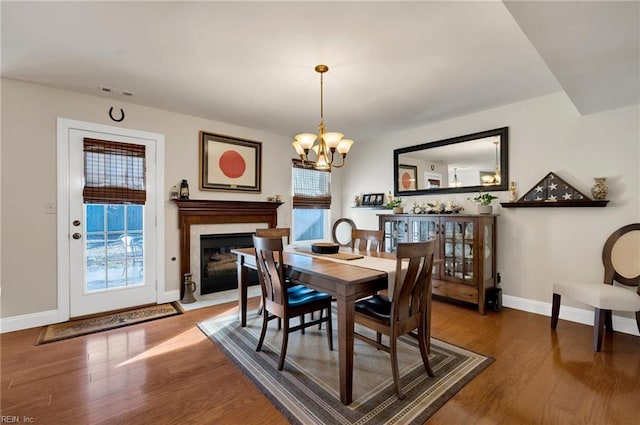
[198,310,493,424]
[36,302,183,345]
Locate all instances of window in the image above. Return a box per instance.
[83,138,147,290]
[83,138,146,205]
[291,160,331,243]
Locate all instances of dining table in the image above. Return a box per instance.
[232,246,398,405]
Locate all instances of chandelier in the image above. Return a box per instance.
[481,139,501,185]
[292,64,354,170]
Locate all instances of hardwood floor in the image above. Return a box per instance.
[1,298,638,424]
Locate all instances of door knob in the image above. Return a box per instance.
[72,233,82,240]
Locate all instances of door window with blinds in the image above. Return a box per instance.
[292,160,331,243]
[83,138,146,291]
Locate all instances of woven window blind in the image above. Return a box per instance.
[292,160,331,209]
[83,138,146,205]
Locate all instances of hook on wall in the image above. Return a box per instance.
[109,107,125,122]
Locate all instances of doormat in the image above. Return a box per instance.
[35,302,184,345]
[198,311,493,425]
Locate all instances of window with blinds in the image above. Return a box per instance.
[83,138,146,205]
[292,160,331,209]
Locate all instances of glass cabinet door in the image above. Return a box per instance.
[409,217,438,242]
[441,218,474,284]
[382,217,407,253]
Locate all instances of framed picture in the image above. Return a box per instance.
[398,164,417,191]
[200,132,262,193]
[361,193,384,206]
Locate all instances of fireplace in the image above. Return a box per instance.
[200,232,258,294]
[173,199,283,299]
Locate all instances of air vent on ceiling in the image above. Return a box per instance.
[98,86,135,97]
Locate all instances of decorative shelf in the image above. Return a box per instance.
[352,206,387,210]
[501,200,608,208]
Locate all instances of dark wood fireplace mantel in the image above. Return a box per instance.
[173,199,283,298]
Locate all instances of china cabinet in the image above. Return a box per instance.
[378,213,497,314]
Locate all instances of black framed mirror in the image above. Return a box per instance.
[393,127,508,196]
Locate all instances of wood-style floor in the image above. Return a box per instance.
[2,298,639,425]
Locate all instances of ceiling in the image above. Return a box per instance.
[2,1,638,141]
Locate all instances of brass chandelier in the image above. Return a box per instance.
[481,139,501,185]
[292,64,354,170]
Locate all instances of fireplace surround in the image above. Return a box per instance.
[173,199,283,298]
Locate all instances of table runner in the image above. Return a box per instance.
[287,246,406,299]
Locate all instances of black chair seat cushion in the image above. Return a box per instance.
[287,289,332,308]
[355,294,391,320]
[287,284,313,294]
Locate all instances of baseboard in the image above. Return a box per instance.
[0,309,67,334]
[3,293,638,336]
[503,294,640,336]
[1,289,181,334]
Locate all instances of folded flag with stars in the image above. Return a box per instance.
[520,172,589,202]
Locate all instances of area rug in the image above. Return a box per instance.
[198,310,493,424]
[36,302,183,345]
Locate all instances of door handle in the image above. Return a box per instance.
[72,233,82,240]
[72,220,81,227]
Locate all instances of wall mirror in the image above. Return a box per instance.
[393,127,508,196]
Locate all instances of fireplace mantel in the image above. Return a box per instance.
[173,199,283,298]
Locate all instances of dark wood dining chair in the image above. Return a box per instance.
[552,223,640,351]
[253,235,333,371]
[255,228,292,316]
[256,227,291,245]
[354,239,436,399]
[351,229,384,252]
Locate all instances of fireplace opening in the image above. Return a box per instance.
[200,232,258,295]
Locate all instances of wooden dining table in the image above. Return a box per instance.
[232,247,394,405]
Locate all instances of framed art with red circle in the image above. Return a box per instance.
[199,131,262,193]
[398,164,417,191]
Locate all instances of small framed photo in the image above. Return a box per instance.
[398,164,417,191]
[200,132,262,193]
[362,194,371,205]
[371,193,384,205]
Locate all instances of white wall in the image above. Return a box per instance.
[1,79,637,335]
[342,92,639,333]
[1,78,318,321]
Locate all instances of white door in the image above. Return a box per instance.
[67,128,159,317]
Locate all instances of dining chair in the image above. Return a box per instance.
[551,223,640,352]
[253,235,333,371]
[351,229,384,252]
[255,227,291,245]
[353,239,436,399]
[332,218,357,246]
[255,228,292,317]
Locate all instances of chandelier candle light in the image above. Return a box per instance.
[292,65,354,170]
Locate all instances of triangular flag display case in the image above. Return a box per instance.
[501,172,608,208]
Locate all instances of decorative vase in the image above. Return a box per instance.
[509,181,518,202]
[181,273,197,304]
[393,206,404,214]
[591,177,608,200]
[477,205,492,215]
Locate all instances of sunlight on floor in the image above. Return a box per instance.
[115,305,239,367]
